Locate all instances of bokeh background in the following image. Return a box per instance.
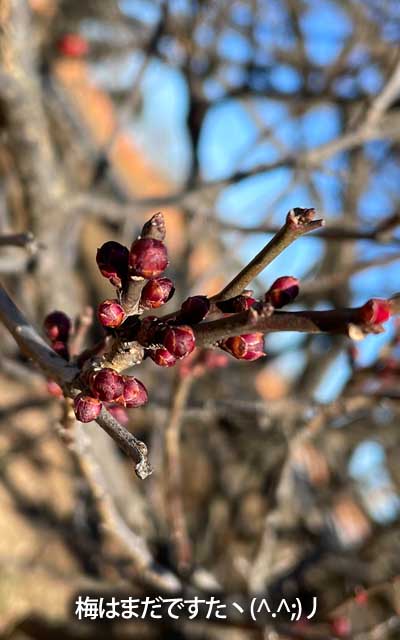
[1,0,400,638]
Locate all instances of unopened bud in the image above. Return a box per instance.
[129,237,168,279]
[107,404,129,426]
[74,394,102,423]
[265,276,299,308]
[216,292,256,313]
[220,333,265,361]
[43,310,71,342]
[96,241,129,288]
[120,376,148,408]
[163,325,196,359]
[359,298,391,325]
[98,299,126,328]
[180,296,210,323]
[46,380,63,397]
[89,368,124,402]
[140,277,174,309]
[150,347,177,367]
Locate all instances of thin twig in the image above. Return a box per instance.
[164,373,194,574]
[212,208,324,301]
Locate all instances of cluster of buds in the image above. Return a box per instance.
[138,319,197,367]
[96,218,172,329]
[43,210,395,430]
[74,368,148,423]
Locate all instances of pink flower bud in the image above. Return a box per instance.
[150,347,177,367]
[140,277,175,309]
[129,237,168,279]
[330,616,351,638]
[96,241,129,288]
[220,333,265,361]
[216,293,256,313]
[180,296,210,323]
[57,33,89,58]
[107,404,129,426]
[98,299,126,328]
[120,377,148,408]
[359,298,391,325]
[202,350,229,369]
[52,340,69,360]
[163,325,196,359]
[43,310,71,342]
[74,394,102,423]
[46,380,63,397]
[89,368,124,402]
[265,276,299,308]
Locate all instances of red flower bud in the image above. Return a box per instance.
[202,350,229,369]
[96,241,129,288]
[107,404,129,426]
[52,340,70,360]
[150,347,177,367]
[89,368,124,402]
[265,276,299,308]
[120,376,148,408]
[163,325,196,359]
[57,33,89,58]
[74,394,102,423]
[43,310,71,342]
[330,616,351,638]
[220,333,265,361]
[98,299,126,328]
[359,298,391,325]
[140,277,175,309]
[180,296,210,323]
[46,380,63,397]
[129,237,168,279]
[216,293,256,313]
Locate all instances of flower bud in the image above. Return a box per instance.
[43,310,71,342]
[141,212,166,240]
[265,276,299,308]
[163,325,196,359]
[98,299,126,328]
[129,237,168,279]
[52,340,70,360]
[180,296,210,323]
[140,277,175,309]
[107,404,129,426]
[96,241,129,288]
[120,377,148,408]
[74,394,102,423]
[57,33,89,58]
[89,368,124,402]
[359,298,391,325]
[150,347,177,367]
[220,333,265,361]
[46,380,63,397]
[202,350,229,369]
[216,292,256,313]
[330,617,351,638]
